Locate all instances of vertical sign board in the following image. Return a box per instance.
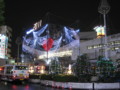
[0,34,8,59]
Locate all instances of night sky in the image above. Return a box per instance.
[4,0,120,58]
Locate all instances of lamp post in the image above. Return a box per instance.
[16,37,22,64]
[98,0,110,60]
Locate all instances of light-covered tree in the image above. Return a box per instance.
[96,56,115,79]
[50,58,62,75]
[74,54,91,82]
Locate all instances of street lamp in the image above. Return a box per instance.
[98,0,110,60]
[16,37,22,64]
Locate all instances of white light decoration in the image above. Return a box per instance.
[29,66,34,74]
[46,58,51,65]
[67,64,72,75]
[38,50,72,59]
[40,65,45,74]
[23,24,80,62]
[26,28,34,34]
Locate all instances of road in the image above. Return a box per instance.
[0,81,64,90]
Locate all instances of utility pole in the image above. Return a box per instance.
[98,0,110,60]
[16,37,22,64]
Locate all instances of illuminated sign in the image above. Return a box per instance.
[94,26,105,38]
[33,20,42,30]
[0,34,8,59]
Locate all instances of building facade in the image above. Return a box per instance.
[0,25,12,59]
[80,33,120,61]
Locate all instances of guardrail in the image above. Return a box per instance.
[29,79,120,89]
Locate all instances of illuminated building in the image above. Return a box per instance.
[0,25,12,60]
[80,33,120,61]
[22,23,80,66]
[0,34,8,59]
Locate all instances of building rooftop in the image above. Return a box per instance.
[79,31,97,41]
